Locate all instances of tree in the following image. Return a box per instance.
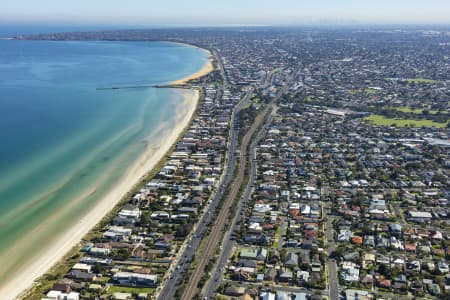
[93,262,106,274]
[378,264,391,278]
[115,248,130,260]
[175,221,192,238]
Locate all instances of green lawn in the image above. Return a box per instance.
[365,88,381,94]
[395,107,439,114]
[305,96,314,102]
[96,276,111,283]
[347,88,380,94]
[404,78,438,84]
[242,97,260,110]
[364,114,448,128]
[273,226,281,248]
[107,286,154,294]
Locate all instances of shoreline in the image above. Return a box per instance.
[170,47,214,85]
[1,89,199,300]
[2,89,199,300]
[1,43,214,299]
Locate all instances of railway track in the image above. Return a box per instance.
[181,103,275,300]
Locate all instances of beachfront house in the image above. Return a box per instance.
[112,272,158,287]
[113,205,141,225]
[103,226,132,241]
[43,290,79,300]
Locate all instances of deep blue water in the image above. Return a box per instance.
[0,39,207,281]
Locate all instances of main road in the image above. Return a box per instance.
[181,95,275,300]
[325,210,339,300]
[202,104,279,298]
[200,68,299,298]
[156,88,254,300]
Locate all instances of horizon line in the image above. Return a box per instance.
[2,21,450,28]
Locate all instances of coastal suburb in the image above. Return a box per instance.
[0,2,449,300]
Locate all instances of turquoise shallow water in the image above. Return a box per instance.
[0,40,207,282]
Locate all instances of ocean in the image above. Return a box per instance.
[0,39,207,284]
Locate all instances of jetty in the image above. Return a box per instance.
[96,84,190,91]
[96,85,154,91]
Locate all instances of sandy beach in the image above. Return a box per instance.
[170,47,214,85]
[0,88,200,300]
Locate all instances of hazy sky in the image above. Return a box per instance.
[2,0,450,25]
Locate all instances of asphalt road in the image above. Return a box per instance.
[392,203,405,225]
[212,49,229,88]
[328,259,339,300]
[326,214,339,300]
[156,89,253,300]
[181,92,272,300]
[159,66,297,300]
[200,68,299,299]
[202,104,279,298]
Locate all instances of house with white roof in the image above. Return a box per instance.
[44,291,79,300]
[341,262,360,282]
